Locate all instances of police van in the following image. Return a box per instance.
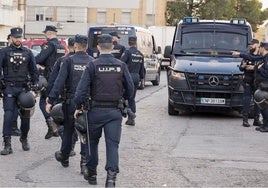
[165,17,253,115]
[87,25,161,89]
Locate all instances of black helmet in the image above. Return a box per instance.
[17,91,36,118]
[74,111,87,133]
[50,103,64,124]
[254,89,268,110]
[37,75,48,90]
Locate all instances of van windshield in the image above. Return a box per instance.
[181,32,247,52]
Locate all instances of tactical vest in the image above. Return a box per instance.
[91,58,124,102]
[44,40,65,78]
[65,54,90,98]
[3,47,30,79]
[128,48,144,74]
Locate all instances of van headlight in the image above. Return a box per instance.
[171,71,186,80]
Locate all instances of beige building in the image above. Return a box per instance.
[0,0,24,42]
[23,0,167,38]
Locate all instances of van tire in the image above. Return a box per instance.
[168,102,178,115]
[151,71,160,86]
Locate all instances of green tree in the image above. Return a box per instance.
[166,0,266,32]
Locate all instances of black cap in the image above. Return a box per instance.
[68,37,75,46]
[10,27,23,37]
[43,25,57,33]
[249,39,259,45]
[260,42,268,48]
[74,34,88,44]
[109,32,120,39]
[129,36,137,42]
[7,34,11,40]
[97,34,113,44]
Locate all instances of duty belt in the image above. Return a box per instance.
[91,100,119,108]
[5,81,27,88]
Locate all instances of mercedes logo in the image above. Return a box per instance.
[208,76,219,86]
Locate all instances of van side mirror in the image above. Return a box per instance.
[164,46,172,58]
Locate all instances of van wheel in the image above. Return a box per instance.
[168,102,178,115]
[151,70,160,86]
[138,78,145,90]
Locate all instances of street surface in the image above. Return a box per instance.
[1,70,268,187]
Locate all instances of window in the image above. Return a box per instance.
[97,11,106,24]
[26,7,53,21]
[57,7,87,23]
[121,10,130,25]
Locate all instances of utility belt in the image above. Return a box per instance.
[91,100,120,108]
[5,81,29,88]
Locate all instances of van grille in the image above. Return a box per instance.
[186,73,242,91]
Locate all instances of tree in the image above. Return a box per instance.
[166,0,266,32]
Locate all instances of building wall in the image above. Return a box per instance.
[0,0,24,41]
[23,0,167,38]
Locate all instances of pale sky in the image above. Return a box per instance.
[260,0,268,10]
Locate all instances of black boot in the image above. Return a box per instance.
[253,116,262,126]
[55,151,69,167]
[105,170,117,188]
[69,142,76,157]
[84,168,97,185]
[19,136,30,151]
[0,136,13,155]
[45,118,54,139]
[242,115,250,127]
[80,155,87,174]
[259,120,268,132]
[11,121,21,136]
[125,117,135,126]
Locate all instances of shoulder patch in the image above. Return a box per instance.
[43,45,48,50]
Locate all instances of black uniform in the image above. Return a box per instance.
[74,34,134,187]
[35,27,65,139]
[48,35,94,169]
[120,39,144,126]
[111,41,126,59]
[0,27,39,155]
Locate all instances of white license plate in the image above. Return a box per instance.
[200,98,225,104]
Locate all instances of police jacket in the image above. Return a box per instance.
[0,44,38,85]
[120,46,145,80]
[111,41,126,59]
[46,51,75,95]
[74,54,134,109]
[35,38,65,78]
[255,53,268,84]
[239,53,259,84]
[48,51,94,104]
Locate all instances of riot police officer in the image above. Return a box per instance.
[253,42,268,132]
[46,35,94,173]
[120,36,144,126]
[35,25,65,139]
[238,39,261,127]
[7,33,21,136]
[109,32,126,59]
[74,34,134,187]
[46,37,77,157]
[0,27,39,155]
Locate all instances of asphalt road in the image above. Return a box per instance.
[0,70,268,187]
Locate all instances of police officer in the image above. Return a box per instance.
[74,34,134,187]
[46,37,77,157]
[120,36,144,126]
[238,39,261,127]
[109,32,126,59]
[0,27,39,155]
[46,35,94,173]
[252,42,268,132]
[7,33,21,136]
[35,25,65,139]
